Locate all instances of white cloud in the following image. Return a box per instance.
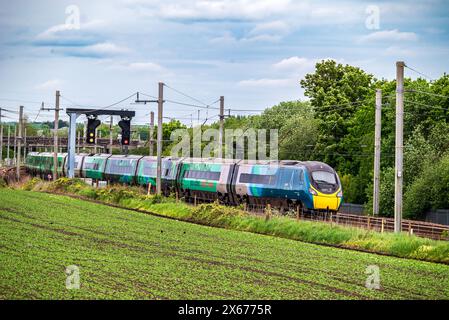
[383,46,416,57]
[242,34,283,42]
[151,0,292,20]
[127,0,361,26]
[273,56,314,71]
[210,31,282,44]
[249,20,290,36]
[110,61,165,72]
[238,57,345,90]
[35,79,63,91]
[54,42,130,58]
[360,29,418,43]
[128,62,164,71]
[34,20,107,46]
[209,32,238,44]
[238,78,294,87]
[272,56,343,75]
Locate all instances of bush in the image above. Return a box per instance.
[404,154,449,219]
[22,177,42,191]
[0,177,7,188]
[190,201,244,226]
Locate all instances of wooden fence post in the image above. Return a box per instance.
[194,195,197,206]
[296,205,300,221]
[265,204,271,221]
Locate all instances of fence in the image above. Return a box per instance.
[287,211,449,241]
[425,209,449,226]
[338,203,365,215]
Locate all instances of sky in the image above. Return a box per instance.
[0,0,448,125]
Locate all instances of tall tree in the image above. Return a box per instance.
[300,60,375,171]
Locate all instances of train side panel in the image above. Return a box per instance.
[136,156,180,195]
[178,158,235,202]
[104,155,142,184]
[81,154,110,180]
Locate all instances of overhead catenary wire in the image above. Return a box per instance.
[403,99,449,112]
[163,83,209,107]
[404,64,435,81]
[60,92,138,114]
[405,89,449,100]
[0,107,19,114]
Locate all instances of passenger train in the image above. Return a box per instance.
[25,152,343,212]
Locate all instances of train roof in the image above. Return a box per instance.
[139,156,183,162]
[302,161,335,172]
[84,153,111,158]
[107,154,143,160]
[28,152,67,157]
[183,157,241,164]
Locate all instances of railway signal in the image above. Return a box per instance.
[86,117,101,144]
[118,118,131,145]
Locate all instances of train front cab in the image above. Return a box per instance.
[303,161,343,212]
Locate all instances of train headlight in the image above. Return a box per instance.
[309,187,318,196]
[337,190,343,197]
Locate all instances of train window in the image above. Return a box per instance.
[239,173,276,185]
[291,170,304,189]
[311,171,336,184]
[166,167,173,177]
[143,166,157,176]
[184,170,220,181]
[108,160,135,175]
[84,162,100,170]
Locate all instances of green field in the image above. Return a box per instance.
[0,188,448,299]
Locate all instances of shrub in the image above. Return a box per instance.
[404,154,449,219]
[190,201,244,226]
[22,177,42,191]
[0,177,8,188]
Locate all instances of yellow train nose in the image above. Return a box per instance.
[311,187,342,211]
[313,195,341,211]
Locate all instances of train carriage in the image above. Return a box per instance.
[178,158,237,203]
[136,156,181,196]
[232,160,283,207]
[81,154,110,181]
[104,155,142,184]
[25,152,41,175]
[63,153,87,178]
[30,152,67,179]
